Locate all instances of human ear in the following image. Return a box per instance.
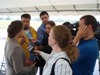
[52,39,56,45]
[88,25,92,30]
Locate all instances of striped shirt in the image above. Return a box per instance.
[40,51,72,75]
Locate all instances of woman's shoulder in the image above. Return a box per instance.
[56,58,70,65]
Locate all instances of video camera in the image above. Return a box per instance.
[63,21,79,37]
[67,22,79,37]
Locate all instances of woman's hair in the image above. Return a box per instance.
[52,25,79,62]
[46,21,56,27]
[7,20,23,38]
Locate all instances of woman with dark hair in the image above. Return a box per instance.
[5,20,35,75]
[35,25,79,75]
[42,21,56,46]
[37,21,56,75]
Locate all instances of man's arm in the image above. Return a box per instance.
[73,35,80,46]
[73,25,89,45]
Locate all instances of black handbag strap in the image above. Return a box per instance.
[50,58,73,75]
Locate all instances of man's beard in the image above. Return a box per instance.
[24,26,29,30]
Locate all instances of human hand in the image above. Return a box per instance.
[20,37,25,44]
[34,50,41,55]
[76,24,89,39]
[31,38,37,43]
[25,58,33,66]
[73,24,89,45]
[34,46,43,50]
[31,62,37,68]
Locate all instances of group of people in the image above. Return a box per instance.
[4,11,99,75]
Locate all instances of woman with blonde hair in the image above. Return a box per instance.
[35,25,78,75]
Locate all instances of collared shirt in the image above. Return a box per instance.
[37,23,46,45]
[40,51,72,75]
[24,29,32,39]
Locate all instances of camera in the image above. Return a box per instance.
[63,21,79,37]
[70,22,79,37]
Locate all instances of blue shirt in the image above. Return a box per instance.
[72,38,99,75]
[24,31,32,39]
[37,23,46,45]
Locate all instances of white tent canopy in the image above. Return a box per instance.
[0,0,100,15]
